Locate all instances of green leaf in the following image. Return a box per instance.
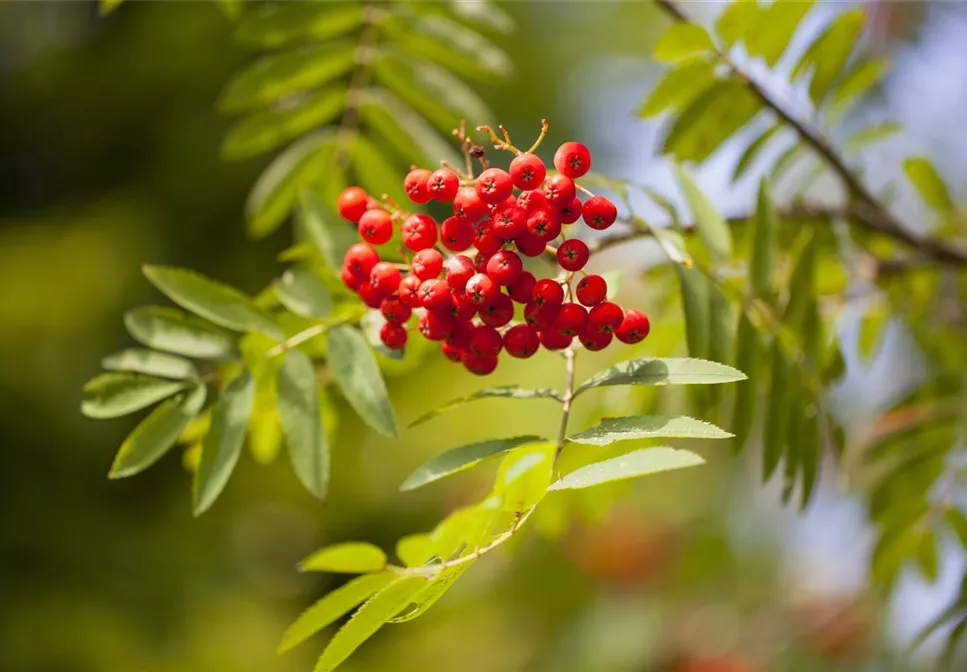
[400,435,546,491]
[731,315,762,453]
[904,157,954,212]
[314,577,428,672]
[843,122,903,153]
[792,9,865,105]
[859,307,888,362]
[639,59,717,118]
[676,267,709,358]
[300,542,388,573]
[830,58,888,116]
[82,373,190,419]
[732,122,782,183]
[352,133,407,205]
[389,564,471,623]
[549,447,705,491]
[326,325,398,439]
[762,344,790,480]
[234,2,364,49]
[125,306,240,361]
[408,387,560,427]
[246,130,336,239]
[192,372,255,516]
[946,509,967,548]
[276,266,333,319]
[569,415,732,445]
[99,0,123,16]
[799,412,821,510]
[575,357,747,397]
[872,524,921,587]
[652,227,693,266]
[708,283,734,368]
[449,0,515,34]
[215,0,242,21]
[653,23,715,63]
[750,178,778,295]
[299,190,358,273]
[663,80,761,164]
[675,163,732,261]
[278,572,395,654]
[102,348,197,380]
[716,0,760,47]
[219,45,355,113]
[745,0,814,67]
[360,88,463,169]
[221,88,346,161]
[771,143,806,183]
[109,385,206,478]
[143,266,283,339]
[494,442,555,512]
[916,530,940,581]
[396,534,436,568]
[941,617,967,669]
[277,350,329,500]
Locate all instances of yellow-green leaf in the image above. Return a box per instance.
[675,163,733,261]
[716,0,760,47]
[124,306,240,361]
[408,387,560,427]
[653,23,715,63]
[569,415,732,445]
[792,8,865,105]
[82,373,190,419]
[300,542,388,573]
[400,435,546,491]
[102,348,198,380]
[904,157,954,212]
[663,79,761,164]
[732,122,782,183]
[494,442,554,512]
[549,447,705,491]
[844,122,903,154]
[234,2,364,49]
[639,59,717,118]
[745,0,814,67]
[575,358,747,397]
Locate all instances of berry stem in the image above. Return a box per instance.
[477,125,521,155]
[575,183,595,198]
[554,346,577,466]
[524,118,550,154]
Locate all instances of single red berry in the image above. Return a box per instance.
[615,309,651,344]
[557,196,583,224]
[401,214,438,252]
[543,174,576,206]
[398,274,422,308]
[465,273,500,306]
[462,352,498,376]
[515,232,548,258]
[418,278,451,312]
[358,208,393,245]
[475,168,513,204]
[369,261,401,295]
[526,209,561,242]
[517,189,549,213]
[480,293,514,328]
[444,254,475,290]
[582,195,618,230]
[441,216,474,252]
[418,310,454,341]
[493,204,527,240]
[404,168,432,204]
[468,325,502,356]
[503,324,540,359]
[524,301,559,330]
[532,278,565,309]
[344,243,379,278]
[490,194,518,213]
[473,251,491,273]
[472,218,502,255]
[446,319,475,350]
[575,274,608,306]
[453,187,489,221]
[448,290,477,320]
[337,186,368,222]
[357,282,384,309]
[555,302,588,337]
[411,248,443,280]
[485,250,523,286]
[508,271,536,304]
[540,328,573,351]
[441,340,464,363]
[428,168,459,202]
[554,141,592,179]
[587,301,624,334]
[380,296,412,324]
[509,153,547,191]
[557,238,590,271]
[340,265,363,291]
[380,322,407,349]
[579,327,613,351]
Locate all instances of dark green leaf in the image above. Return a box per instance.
[549,447,705,491]
[663,79,762,164]
[675,163,732,261]
[409,387,559,427]
[352,133,407,205]
[947,509,967,548]
[844,122,903,153]
[716,0,761,47]
[276,266,332,319]
[762,344,790,480]
[82,373,190,419]
[569,415,732,445]
[575,357,747,397]
[676,267,709,358]
[745,0,814,67]
[792,9,865,105]
[639,59,717,118]
[125,307,239,361]
[708,283,734,368]
[732,122,782,183]
[234,2,364,49]
[904,157,954,212]
[653,23,715,63]
[299,190,358,273]
[400,435,546,491]
[731,315,761,453]
[360,87,462,168]
[102,348,197,380]
[277,350,329,500]
[300,542,388,573]
[750,177,777,295]
[99,0,123,16]
[327,325,398,438]
[916,530,940,581]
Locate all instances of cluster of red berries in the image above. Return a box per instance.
[335,131,650,375]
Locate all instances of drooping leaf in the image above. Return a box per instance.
[352,133,408,205]
[109,385,207,479]
[327,326,397,438]
[234,2,365,49]
[569,415,732,445]
[653,23,715,63]
[916,529,940,581]
[639,59,717,118]
[276,266,333,319]
[277,350,329,500]
[675,163,732,261]
[409,387,560,427]
[449,0,514,34]
[548,447,705,491]
[663,80,762,164]
[360,87,463,169]
[716,0,760,47]
[903,157,954,212]
[389,564,471,623]
[143,266,283,339]
[494,442,555,512]
[750,178,778,295]
[124,306,240,361]
[731,315,762,453]
[799,410,821,509]
[575,357,747,397]
[82,373,190,419]
[299,190,358,273]
[744,0,814,67]
[732,122,782,183]
[792,9,865,105]
[708,283,734,369]
[300,542,388,573]
[830,58,888,116]
[400,435,546,491]
[278,572,395,654]
[192,372,255,516]
[844,122,903,154]
[676,267,709,358]
[102,348,198,380]
[762,344,790,480]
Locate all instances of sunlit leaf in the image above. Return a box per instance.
[389,564,471,623]
[82,373,190,419]
[448,0,514,34]
[830,58,888,116]
[409,387,560,427]
[400,435,546,491]
[859,307,888,363]
[653,23,715,63]
[916,530,940,581]
[276,266,333,319]
[716,0,760,47]
[575,358,747,397]
[639,59,717,118]
[102,348,197,380]
[569,415,732,445]
[327,325,398,438]
[494,442,554,512]
[99,0,123,16]
[215,0,242,21]
[300,542,388,573]
[125,307,239,361]
[732,122,782,183]
[663,80,761,164]
[234,2,364,49]
[903,157,954,212]
[549,447,705,491]
[844,122,902,154]
[652,227,693,266]
[946,509,967,548]
[745,0,814,67]
[675,163,732,261]
[792,9,865,105]
[277,350,329,500]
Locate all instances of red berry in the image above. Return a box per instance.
[532,278,565,309]
[472,218,502,255]
[380,322,407,349]
[465,273,500,306]
[401,214,438,252]
[468,325,502,356]
[462,353,498,376]
[540,328,573,351]
[515,232,547,257]
[444,254,475,290]
[344,243,379,278]
[475,168,513,204]
[485,250,523,286]
[517,189,549,213]
[557,196,583,224]
[369,261,401,295]
[524,301,559,330]
[357,283,384,308]
[411,248,443,280]
[555,302,588,337]
[480,293,514,328]
[490,194,518,213]
[508,271,536,304]
[526,209,561,242]
[579,328,612,351]
[493,204,527,240]
[587,301,624,334]
[428,168,459,202]
[380,297,412,324]
[418,310,454,341]
[418,278,451,312]
[337,186,368,222]
[543,174,576,206]
[448,290,477,320]
[440,216,474,251]
[340,265,363,291]
[441,341,464,362]
[404,168,432,204]
[582,195,618,230]
[503,324,540,359]
[454,187,489,221]
[509,153,547,191]
[554,142,592,179]
[615,309,651,344]
[398,274,422,308]
[557,238,590,271]
[446,319,475,350]
[358,208,393,245]
[576,274,608,306]
[473,251,491,273]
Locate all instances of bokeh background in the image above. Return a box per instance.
[2,1,965,671]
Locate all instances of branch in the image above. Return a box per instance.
[334,2,380,168]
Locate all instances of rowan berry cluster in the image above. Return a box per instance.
[335,123,650,375]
